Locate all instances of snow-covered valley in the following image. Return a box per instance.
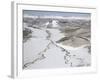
[23,15,91,69]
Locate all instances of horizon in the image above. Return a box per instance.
[23,10,91,18]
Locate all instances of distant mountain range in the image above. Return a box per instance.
[24,15,90,20]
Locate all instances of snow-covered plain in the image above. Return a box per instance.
[23,15,91,69]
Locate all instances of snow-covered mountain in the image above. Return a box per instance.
[23,15,91,69]
[24,15,90,20]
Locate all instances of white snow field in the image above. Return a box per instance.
[23,15,91,69]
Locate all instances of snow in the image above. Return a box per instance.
[23,16,91,69]
[24,37,90,69]
[24,15,90,20]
